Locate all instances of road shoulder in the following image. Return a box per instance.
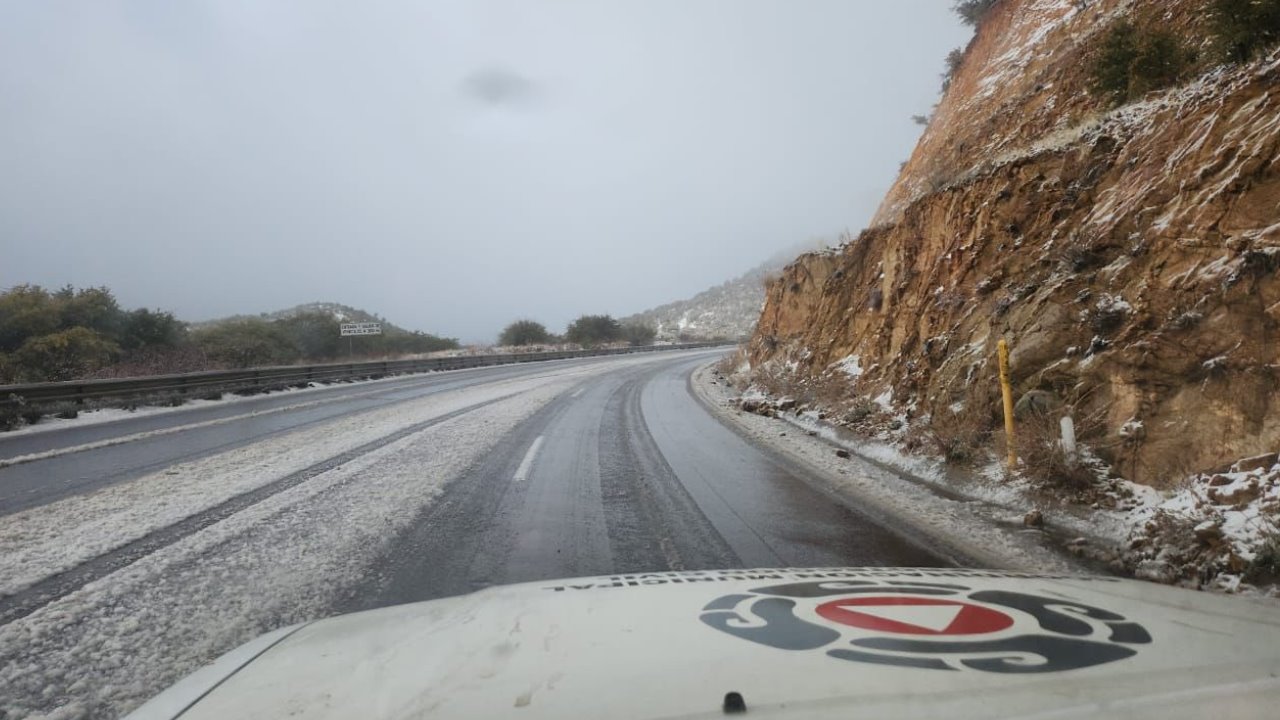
[689,362,1092,574]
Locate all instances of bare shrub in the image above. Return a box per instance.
[924,395,996,465]
[752,363,804,401]
[1089,295,1131,335]
[715,347,746,376]
[1170,309,1204,330]
[1017,404,1112,491]
[941,48,966,92]
[933,288,968,311]
[839,398,882,427]
[91,345,219,379]
[1246,533,1280,583]
[0,396,26,431]
[804,371,854,410]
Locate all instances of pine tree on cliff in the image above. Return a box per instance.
[1091,21,1138,103]
[1211,0,1280,63]
[952,0,999,26]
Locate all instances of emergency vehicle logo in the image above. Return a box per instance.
[699,580,1152,672]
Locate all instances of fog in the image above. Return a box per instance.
[0,1,970,343]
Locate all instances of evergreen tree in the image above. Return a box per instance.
[499,319,552,346]
[1091,20,1139,103]
[1211,0,1280,63]
[953,0,999,27]
[621,322,658,347]
[565,315,622,347]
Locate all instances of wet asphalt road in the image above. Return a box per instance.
[1,349,951,718]
[3,349,946,621]
[0,355,662,515]
[342,353,944,611]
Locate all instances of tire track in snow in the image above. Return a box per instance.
[0,394,515,628]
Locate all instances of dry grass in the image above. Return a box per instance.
[735,358,864,422]
[925,407,993,465]
[89,346,220,379]
[714,347,746,376]
[805,371,855,410]
[1016,402,1113,490]
[914,392,997,465]
[750,363,805,400]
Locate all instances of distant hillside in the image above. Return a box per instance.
[190,300,457,363]
[195,302,406,332]
[623,242,830,341]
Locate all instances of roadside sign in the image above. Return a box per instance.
[340,322,383,337]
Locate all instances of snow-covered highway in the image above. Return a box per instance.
[0,349,946,719]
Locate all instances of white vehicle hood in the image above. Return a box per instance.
[127,568,1280,719]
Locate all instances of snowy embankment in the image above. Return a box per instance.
[1126,459,1280,591]
[712,356,1280,597]
[0,355,663,720]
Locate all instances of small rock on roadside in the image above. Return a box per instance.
[1193,521,1223,544]
[1023,509,1044,528]
[1135,559,1177,584]
[835,449,851,459]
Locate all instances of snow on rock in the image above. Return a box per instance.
[833,354,864,378]
[1123,454,1280,590]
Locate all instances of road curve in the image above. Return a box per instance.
[0,349,947,720]
[0,354,690,514]
[344,353,943,610]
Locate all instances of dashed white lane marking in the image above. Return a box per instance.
[512,436,545,482]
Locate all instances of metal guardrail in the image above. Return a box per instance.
[0,343,729,409]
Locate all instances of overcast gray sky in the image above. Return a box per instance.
[1,1,970,343]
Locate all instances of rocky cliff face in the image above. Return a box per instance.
[749,0,1280,487]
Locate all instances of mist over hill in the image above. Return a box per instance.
[622,241,833,341]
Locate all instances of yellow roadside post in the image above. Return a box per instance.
[998,339,1017,471]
